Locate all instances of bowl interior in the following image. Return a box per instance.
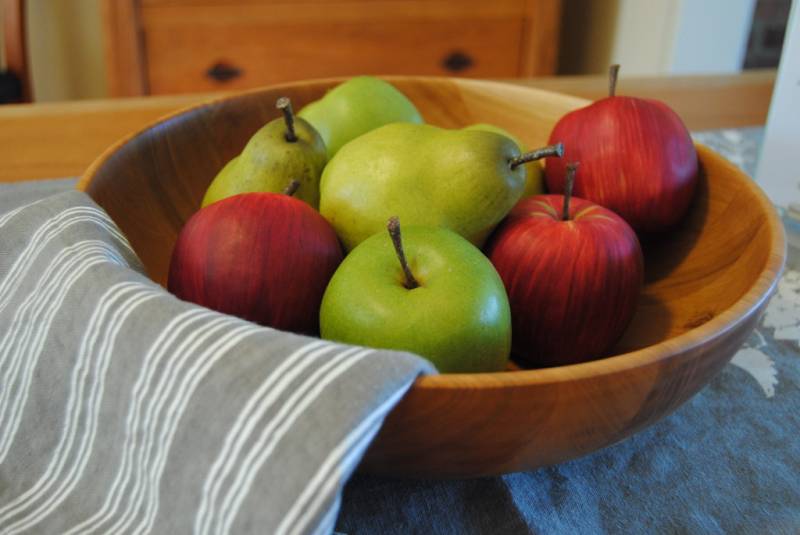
[79,76,778,361]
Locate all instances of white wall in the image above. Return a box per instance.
[608,0,681,74]
[755,0,800,206]
[561,0,757,75]
[669,0,757,74]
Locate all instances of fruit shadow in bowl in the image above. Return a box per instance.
[639,158,711,284]
[610,158,711,356]
[613,155,756,357]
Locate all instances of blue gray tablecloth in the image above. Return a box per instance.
[0,186,432,533]
[1,127,797,534]
[336,128,800,534]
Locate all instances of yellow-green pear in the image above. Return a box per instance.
[203,156,240,205]
[319,122,563,251]
[464,123,544,197]
[202,97,326,208]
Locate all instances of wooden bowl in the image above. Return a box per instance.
[80,77,785,478]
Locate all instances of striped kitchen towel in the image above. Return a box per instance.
[0,189,433,534]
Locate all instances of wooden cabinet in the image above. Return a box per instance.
[103,0,562,97]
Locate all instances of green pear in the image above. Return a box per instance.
[464,123,525,150]
[202,97,326,208]
[465,123,544,197]
[204,155,240,203]
[319,122,562,250]
[298,76,423,159]
[320,219,511,373]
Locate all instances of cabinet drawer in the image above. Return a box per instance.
[103,0,561,96]
[144,18,524,94]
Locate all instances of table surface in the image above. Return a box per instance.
[2,128,796,534]
[2,71,798,533]
[0,70,776,183]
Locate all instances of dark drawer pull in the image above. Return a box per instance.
[442,51,474,73]
[206,62,243,83]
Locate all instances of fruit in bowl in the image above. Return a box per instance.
[319,121,562,251]
[463,123,546,197]
[80,76,785,477]
[168,187,342,334]
[487,163,644,367]
[298,75,424,159]
[320,217,512,373]
[202,97,327,209]
[545,65,698,233]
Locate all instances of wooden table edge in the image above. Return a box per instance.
[0,70,776,183]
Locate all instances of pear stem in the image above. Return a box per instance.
[562,162,579,221]
[387,216,419,290]
[283,179,300,196]
[275,97,298,143]
[509,143,564,170]
[609,64,620,97]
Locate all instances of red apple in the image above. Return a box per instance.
[168,191,343,334]
[545,65,697,233]
[486,164,643,367]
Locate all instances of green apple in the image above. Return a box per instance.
[465,123,544,197]
[319,122,562,250]
[298,76,423,159]
[319,219,511,373]
[202,97,326,208]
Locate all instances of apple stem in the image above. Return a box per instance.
[609,64,620,97]
[509,143,564,170]
[387,216,420,290]
[283,179,300,196]
[275,97,298,143]
[562,162,579,221]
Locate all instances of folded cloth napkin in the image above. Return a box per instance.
[0,189,433,534]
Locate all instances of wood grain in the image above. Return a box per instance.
[101,0,148,97]
[145,18,524,94]
[106,0,561,95]
[0,93,221,181]
[0,71,777,183]
[140,0,530,24]
[518,0,562,76]
[2,0,30,102]
[78,77,786,476]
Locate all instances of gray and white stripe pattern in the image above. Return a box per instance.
[0,190,432,534]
